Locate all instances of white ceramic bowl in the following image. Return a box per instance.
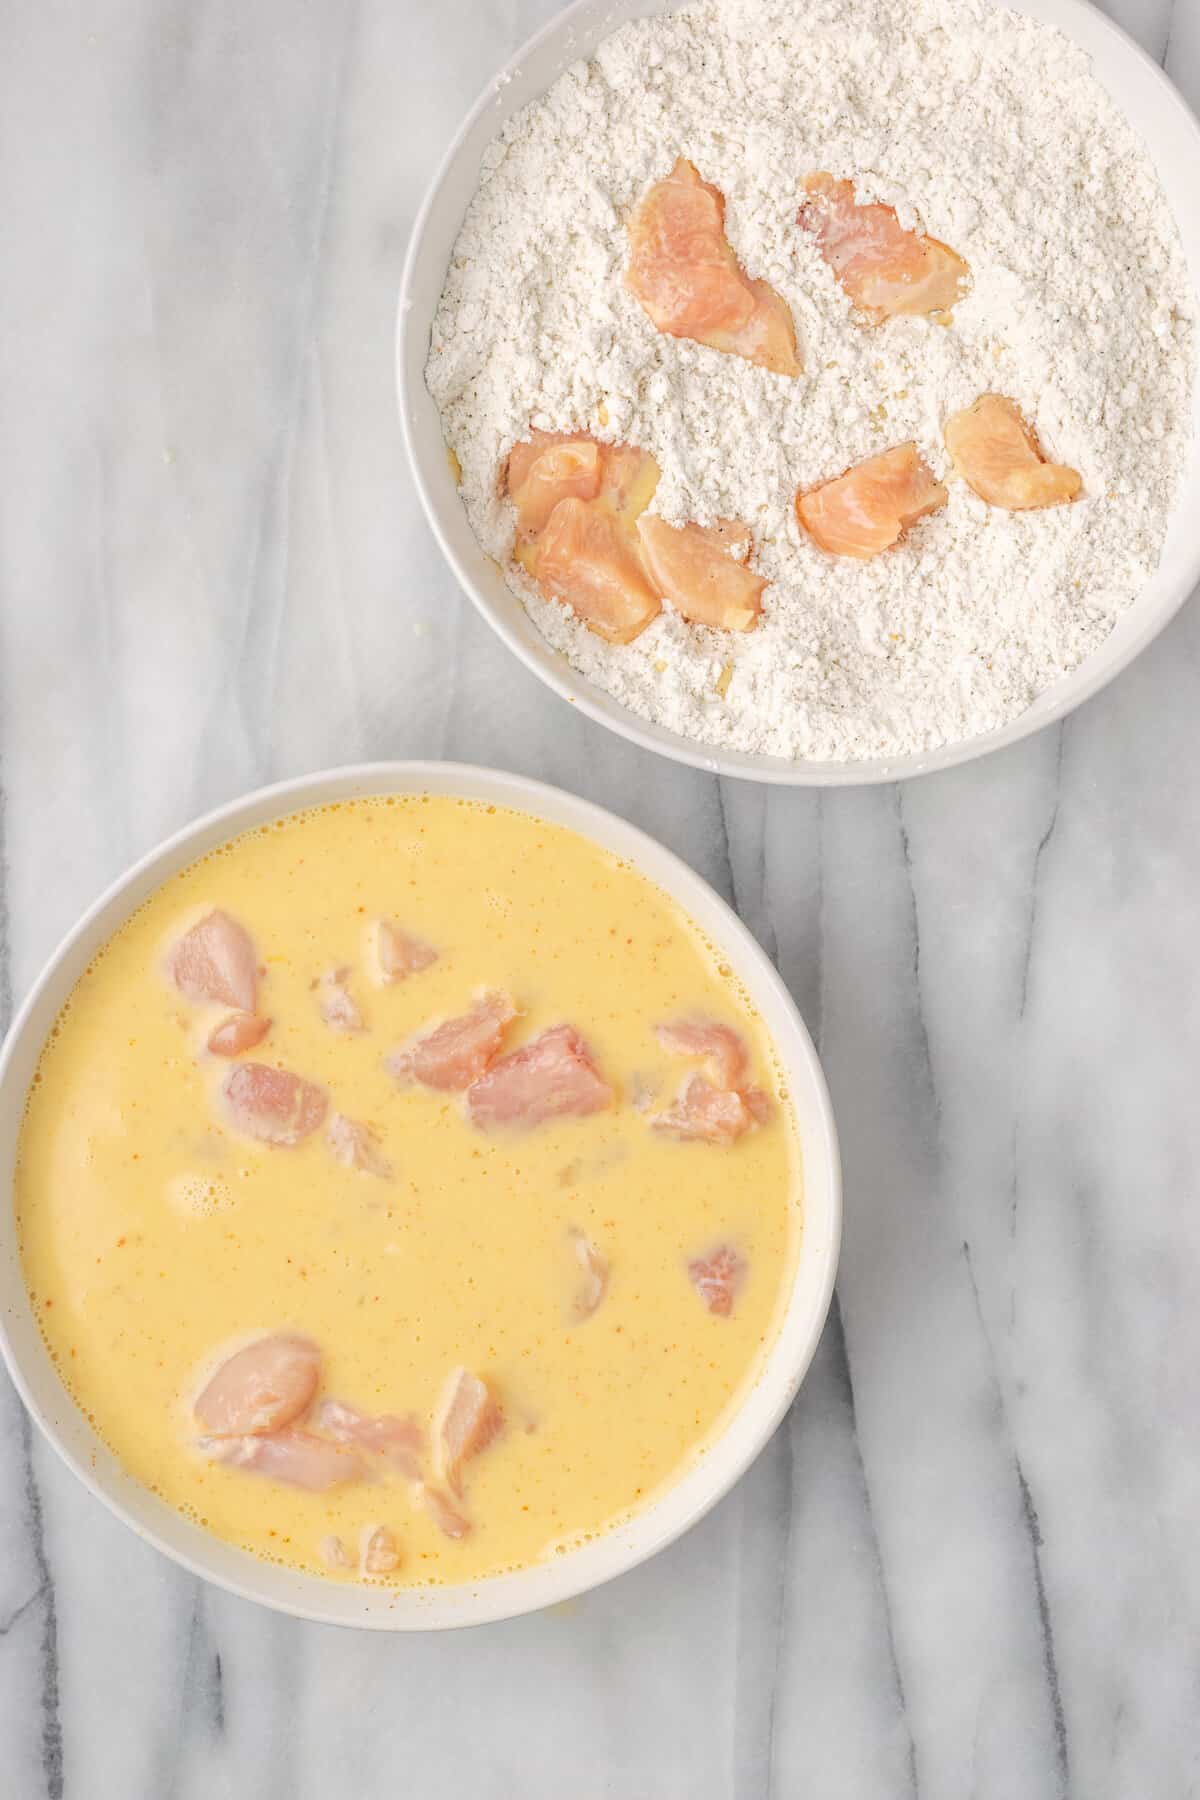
[398,0,1200,787]
[0,762,840,1629]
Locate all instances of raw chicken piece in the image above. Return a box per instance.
[318,968,363,1034]
[432,1368,503,1497]
[369,919,439,985]
[207,1012,270,1057]
[194,1333,320,1437]
[636,516,765,632]
[168,910,258,1012]
[506,431,595,499]
[319,1534,352,1570]
[651,1073,755,1144]
[734,281,799,379]
[361,1524,401,1574]
[505,432,603,539]
[326,1113,392,1179]
[627,158,800,375]
[419,1483,471,1541]
[687,1244,746,1317]
[655,1018,749,1091]
[596,442,661,517]
[504,433,662,619]
[797,443,947,559]
[223,1063,328,1146]
[386,991,518,1092]
[570,1229,609,1322]
[944,393,1082,510]
[797,173,969,321]
[466,1025,613,1130]
[534,499,661,644]
[699,519,753,560]
[744,1087,773,1125]
[204,1428,364,1491]
[653,1019,770,1142]
[317,1399,423,1477]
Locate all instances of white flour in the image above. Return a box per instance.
[426,0,1196,763]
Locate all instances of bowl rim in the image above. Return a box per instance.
[397,0,1200,788]
[0,760,842,1630]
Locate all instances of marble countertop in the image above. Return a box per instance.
[1,1,1198,1794]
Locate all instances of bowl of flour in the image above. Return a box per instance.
[399,0,1200,784]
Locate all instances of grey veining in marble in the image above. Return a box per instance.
[1,1,1198,1795]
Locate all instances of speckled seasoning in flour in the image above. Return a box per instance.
[426,0,1196,764]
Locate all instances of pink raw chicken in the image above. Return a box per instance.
[318,969,363,1034]
[656,1018,749,1091]
[386,991,517,1092]
[207,1012,270,1057]
[371,919,439,984]
[194,1333,320,1437]
[505,432,603,540]
[318,1399,423,1478]
[636,515,766,633]
[433,1368,503,1497]
[570,1229,609,1322]
[651,1072,757,1144]
[688,1244,746,1317]
[627,158,800,376]
[361,1525,401,1574]
[943,393,1082,510]
[168,910,258,1012]
[326,1113,392,1178]
[223,1063,328,1146]
[797,173,970,321]
[466,1025,613,1130]
[797,443,947,559]
[597,442,660,512]
[534,498,662,645]
[205,1428,364,1492]
[743,1086,772,1125]
[419,1483,471,1541]
[654,1019,770,1141]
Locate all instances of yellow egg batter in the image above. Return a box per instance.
[17,796,801,1585]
